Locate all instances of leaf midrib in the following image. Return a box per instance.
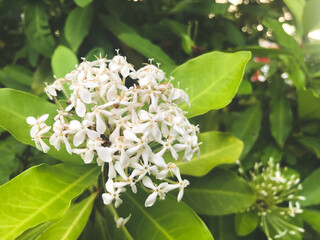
[5,167,97,240]
[186,188,252,197]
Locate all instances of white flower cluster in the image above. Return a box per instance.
[27,53,200,213]
[238,159,305,240]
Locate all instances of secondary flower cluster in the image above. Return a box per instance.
[27,53,200,215]
[238,159,305,240]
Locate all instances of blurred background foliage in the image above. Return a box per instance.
[1,0,320,239]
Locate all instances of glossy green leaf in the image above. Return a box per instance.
[170,51,251,118]
[298,89,320,120]
[51,46,79,78]
[231,102,262,157]
[74,0,92,8]
[65,5,93,52]
[234,211,258,236]
[0,88,83,164]
[270,94,292,147]
[298,136,320,158]
[174,131,243,177]
[183,168,256,215]
[24,4,55,57]
[99,14,177,73]
[38,193,97,240]
[302,209,320,233]
[117,191,213,240]
[302,0,320,33]
[300,167,320,206]
[0,163,100,240]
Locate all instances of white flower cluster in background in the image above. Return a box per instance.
[27,52,200,218]
[238,159,305,240]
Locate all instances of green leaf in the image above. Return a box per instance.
[173,131,243,177]
[298,89,320,120]
[117,191,213,240]
[300,167,320,206]
[263,18,304,69]
[0,163,99,240]
[231,102,262,157]
[302,209,320,233]
[74,0,92,8]
[287,58,306,90]
[298,136,320,158]
[261,143,283,165]
[0,88,83,164]
[0,138,23,185]
[302,0,320,33]
[16,222,52,240]
[65,5,93,52]
[217,215,237,240]
[2,65,33,87]
[37,193,97,240]
[270,94,292,147]
[99,14,177,73]
[183,168,256,215]
[24,4,55,57]
[234,211,258,236]
[170,51,251,118]
[51,45,79,78]
[237,79,252,95]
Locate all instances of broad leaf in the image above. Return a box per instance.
[269,94,292,147]
[24,4,55,57]
[302,0,320,33]
[0,163,99,240]
[117,191,213,240]
[51,45,79,78]
[169,0,217,15]
[231,102,262,157]
[174,131,243,177]
[170,51,251,118]
[0,88,83,164]
[183,168,256,215]
[99,14,177,73]
[38,193,97,240]
[302,209,320,233]
[234,211,258,236]
[300,167,320,206]
[65,5,93,52]
[298,89,320,120]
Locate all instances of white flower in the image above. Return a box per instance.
[115,214,131,228]
[102,179,125,208]
[32,125,51,153]
[26,114,49,138]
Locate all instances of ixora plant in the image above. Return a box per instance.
[0,50,253,240]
